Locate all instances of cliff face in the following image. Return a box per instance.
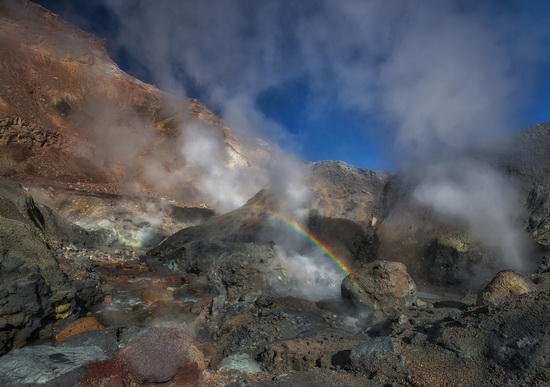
[0,0,257,207]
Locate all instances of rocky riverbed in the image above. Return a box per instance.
[1,2,550,385]
[1,177,549,386]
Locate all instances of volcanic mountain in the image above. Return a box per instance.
[0,0,262,206]
[0,1,550,386]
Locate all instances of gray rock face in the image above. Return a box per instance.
[341,260,417,319]
[0,215,75,354]
[148,236,283,300]
[0,344,107,386]
[306,160,390,225]
[425,236,485,285]
[526,184,550,248]
[351,336,394,357]
[57,328,119,358]
[306,161,388,264]
[0,177,107,355]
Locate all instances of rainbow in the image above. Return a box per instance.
[267,211,351,275]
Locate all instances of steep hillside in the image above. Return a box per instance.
[0,0,260,207]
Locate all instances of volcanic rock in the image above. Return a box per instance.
[120,327,205,384]
[349,336,404,377]
[476,270,537,305]
[424,235,485,285]
[0,177,116,354]
[306,161,389,262]
[0,344,108,386]
[0,0,265,209]
[77,357,130,387]
[526,184,550,248]
[424,292,550,385]
[259,334,360,373]
[56,316,105,343]
[536,255,550,274]
[0,216,75,354]
[341,260,417,320]
[57,328,119,358]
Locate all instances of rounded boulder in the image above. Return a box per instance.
[120,327,204,384]
[477,270,537,305]
[341,260,417,318]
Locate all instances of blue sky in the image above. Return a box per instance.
[36,0,550,171]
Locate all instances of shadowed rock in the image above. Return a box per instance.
[0,215,75,354]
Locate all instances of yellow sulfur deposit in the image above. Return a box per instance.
[52,302,72,319]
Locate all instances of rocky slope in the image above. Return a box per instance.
[0,0,261,207]
[0,1,550,386]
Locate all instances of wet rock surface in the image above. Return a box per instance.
[0,345,108,386]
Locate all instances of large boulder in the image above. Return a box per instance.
[477,270,537,306]
[341,261,417,319]
[120,327,205,384]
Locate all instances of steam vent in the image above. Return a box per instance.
[0,1,550,385]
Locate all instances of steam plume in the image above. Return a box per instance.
[55,1,550,273]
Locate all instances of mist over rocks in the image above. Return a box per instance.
[374,127,550,287]
[1,1,550,386]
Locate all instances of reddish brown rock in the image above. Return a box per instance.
[76,356,131,387]
[56,316,104,343]
[120,327,205,384]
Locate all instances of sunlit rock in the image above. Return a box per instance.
[476,270,537,306]
[341,260,417,320]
